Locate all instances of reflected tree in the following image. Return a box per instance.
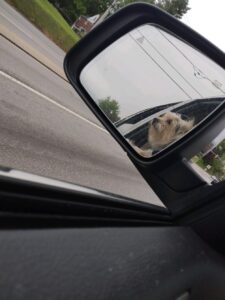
[193,139,225,181]
[98,97,120,122]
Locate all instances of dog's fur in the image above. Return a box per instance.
[130,112,194,157]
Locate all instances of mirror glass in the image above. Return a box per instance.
[80,24,225,157]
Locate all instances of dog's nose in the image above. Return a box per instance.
[152,118,158,125]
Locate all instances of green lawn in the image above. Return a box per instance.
[6,0,79,52]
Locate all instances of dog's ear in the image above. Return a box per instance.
[175,112,182,118]
[159,113,166,118]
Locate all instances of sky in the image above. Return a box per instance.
[182,0,225,52]
[81,25,225,120]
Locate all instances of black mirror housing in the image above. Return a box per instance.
[64,3,225,213]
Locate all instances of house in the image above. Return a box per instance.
[72,14,100,34]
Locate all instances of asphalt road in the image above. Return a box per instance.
[0,2,162,205]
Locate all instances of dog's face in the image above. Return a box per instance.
[148,112,194,151]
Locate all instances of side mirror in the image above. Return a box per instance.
[64,3,225,211]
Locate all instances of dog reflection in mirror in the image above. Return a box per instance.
[130,112,194,157]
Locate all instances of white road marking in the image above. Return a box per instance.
[0,70,108,133]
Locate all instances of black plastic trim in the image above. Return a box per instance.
[0,174,171,227]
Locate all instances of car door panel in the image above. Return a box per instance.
[0,227,224,300]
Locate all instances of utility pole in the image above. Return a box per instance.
[93,0,118,28]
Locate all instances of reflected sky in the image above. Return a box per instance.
[80,25,225,120]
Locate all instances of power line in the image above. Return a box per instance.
[129,33,192,99]
[158,29,225,95]
[137,28,203,98]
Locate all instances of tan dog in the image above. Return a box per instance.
[130,112,194,157]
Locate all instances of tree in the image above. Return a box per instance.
[156,0,190,19]
[83,0,111,16]
[110,0,190,19]
[215,139,225,157]
[48,0,190,26]
[98,97,120,122]
[209,158,225,180]
[48,0,79,23]
[49,0,111,24]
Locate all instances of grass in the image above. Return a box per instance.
[6,0,79,52]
